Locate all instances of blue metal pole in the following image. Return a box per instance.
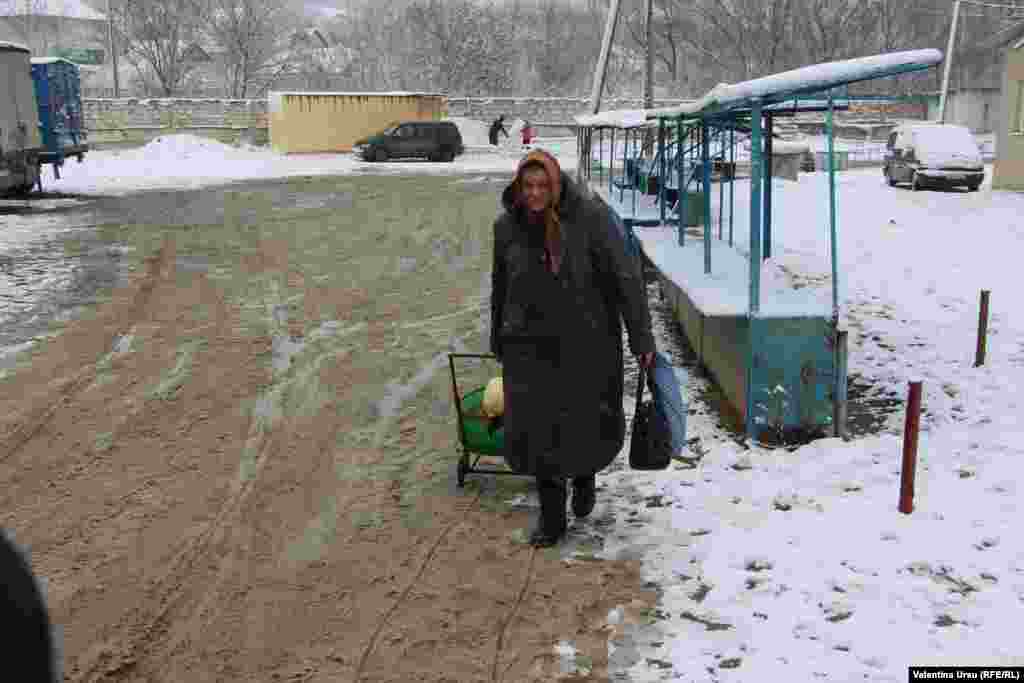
[702,121,711,274]
[827,91,840,324]
[659,119,666,225]
[609,128,616,195]
[764,114,773,261]
[677,120,684,246]
[718,128,724,241]
[745,99,764,440]
[619,128,626,202]
[626,127,634,216]
[729,126,735,247]
[679,125,688,246]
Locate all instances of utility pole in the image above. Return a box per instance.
[105,0,120,97]
[644,0,653,110]
[643,0,654,153]
[589,0,622,115]
[938,0,961,123]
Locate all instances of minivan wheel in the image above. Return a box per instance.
[444,149,456,162]
[967,182,980,192]
[374,148,388,163]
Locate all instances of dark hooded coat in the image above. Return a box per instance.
[490,169,655,478]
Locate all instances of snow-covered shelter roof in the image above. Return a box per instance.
[31,56,80,66]
[655,49,942,119]
[576,50,942,127]
[0,0,106,20]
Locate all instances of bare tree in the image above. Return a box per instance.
[404,0,516,94]
[203,0,303,98]
[108,0,209,96]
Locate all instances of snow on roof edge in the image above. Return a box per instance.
[582,50,943,124]
[0,40,30,52]
[267,91,446,98]
[31,57,80,66]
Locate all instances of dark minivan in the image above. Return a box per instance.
[353,121,464,163]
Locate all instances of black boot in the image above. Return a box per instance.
[529,475,567,547]
[571,475,596,518]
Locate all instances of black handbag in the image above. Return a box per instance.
[629,364,673,470]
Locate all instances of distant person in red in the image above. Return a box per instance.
[521,121,535,148]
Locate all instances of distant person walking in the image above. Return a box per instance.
[489,115,509,146]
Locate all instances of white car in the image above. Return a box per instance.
[883,123,985,192]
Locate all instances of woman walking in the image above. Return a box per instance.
[490,149,654,547]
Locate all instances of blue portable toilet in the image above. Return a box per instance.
[29,57,88,176]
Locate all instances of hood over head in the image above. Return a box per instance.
[501,149,581,216]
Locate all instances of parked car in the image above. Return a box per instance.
[353,121,464,162]
[883,123,984,192]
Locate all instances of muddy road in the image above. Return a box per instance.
[1,176,661,683]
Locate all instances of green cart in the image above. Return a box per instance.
[448,353,525,487]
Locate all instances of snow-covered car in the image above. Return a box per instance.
[883,123,984,192]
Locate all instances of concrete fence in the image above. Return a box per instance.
[80,95,930,150]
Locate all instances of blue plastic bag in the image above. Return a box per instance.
[649,351,688,454]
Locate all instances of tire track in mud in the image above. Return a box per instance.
[492,546,538,682]
[0,240,173,465]
[71,389,282,682]
[353,488,484,683]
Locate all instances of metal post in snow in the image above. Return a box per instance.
[702,121,712,274]
[899,380,923,514]
[745,98,764,441]
[975,289,990,367]
[834,329,849,440]
[827,91,840,324]
[764,114,773,261]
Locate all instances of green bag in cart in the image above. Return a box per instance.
[459,386,505,456]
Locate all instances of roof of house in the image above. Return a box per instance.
[979,19,1024,51]
[0,39,30,52]
[0,16,26,42]
[0,0,105,21]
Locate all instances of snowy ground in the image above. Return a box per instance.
[589,168,1024,680]
[24,133,1024,679]
[39,121,571,197]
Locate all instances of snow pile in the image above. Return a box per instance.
[127,134,241,161]
[40,133,580,195]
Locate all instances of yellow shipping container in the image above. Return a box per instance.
[268,91,448,154]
